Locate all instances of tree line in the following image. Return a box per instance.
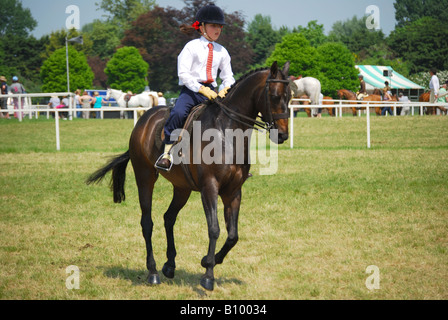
[0,0,447,98]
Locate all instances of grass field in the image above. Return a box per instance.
[0,114,447,300]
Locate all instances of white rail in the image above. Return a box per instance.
[288,98,448,149]
[1,94,447,151]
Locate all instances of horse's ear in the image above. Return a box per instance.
[282,61,290,76]
[270,61,278,78]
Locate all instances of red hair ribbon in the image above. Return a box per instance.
[192,21,200,30]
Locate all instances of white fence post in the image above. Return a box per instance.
[289,102,294,149]
[366,105,371,149]
[55,109,60,151]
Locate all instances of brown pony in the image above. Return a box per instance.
[337,89,383,116]
[419,92,447,115]
[86,62,291,291]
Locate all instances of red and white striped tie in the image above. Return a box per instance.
[205,43,214,84]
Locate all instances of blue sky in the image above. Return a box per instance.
[22,0,396,38]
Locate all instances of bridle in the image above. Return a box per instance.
[217,74,290,132]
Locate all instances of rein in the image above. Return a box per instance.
[216,77,290,133]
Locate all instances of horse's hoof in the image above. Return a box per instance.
[200,277,214,291]
[147,273,161,285]
[162,263,175,279]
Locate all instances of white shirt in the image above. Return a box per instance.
[178,36,235,93]
[429,74,440,95]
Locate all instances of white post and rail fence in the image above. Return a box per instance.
[1,93,447,151]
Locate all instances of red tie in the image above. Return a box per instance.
[205,43,214,84]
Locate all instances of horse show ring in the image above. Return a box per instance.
[1,85,447,299]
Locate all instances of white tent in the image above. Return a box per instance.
[355,65,424,100]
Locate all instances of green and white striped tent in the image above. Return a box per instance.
[355,65,424,100]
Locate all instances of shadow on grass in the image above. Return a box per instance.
[102,265,244,294]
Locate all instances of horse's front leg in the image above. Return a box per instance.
[215,189,241,265]
[200,184,220,291]
[162,187,192,279]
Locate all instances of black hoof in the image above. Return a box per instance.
[147,273,161,285]
[200,277,214,291]
[162,263,175,279]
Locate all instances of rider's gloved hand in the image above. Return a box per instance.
[199,86,218,100]
[218,87,230,99]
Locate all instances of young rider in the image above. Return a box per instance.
[156,4,236,170]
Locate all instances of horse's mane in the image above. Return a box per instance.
[200,67,270,107]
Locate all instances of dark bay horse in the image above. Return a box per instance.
[86,61,291,291]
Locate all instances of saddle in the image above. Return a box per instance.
[124,93,135,107]
[155,103,208,151]
[155,103,209,189]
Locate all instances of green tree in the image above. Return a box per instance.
[315,42,359,97]
[0,0,37,37]
[328,15,385,54]
[294,20,327,48]
[266,33,318,78]
[40,46,94,92]
[96,0,155,29]
[246,15,281,68]
[82,20,122,59]
[394,0,448,27]
[105,46,148,92]
[0,35,48,86]
[387,17,448,73]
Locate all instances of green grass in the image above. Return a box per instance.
[0,115,447,299]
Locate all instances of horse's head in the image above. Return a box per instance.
[337,89,344,99]
[261,61,291,144]
[106,88,111,100]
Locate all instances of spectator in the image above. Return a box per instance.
[429,69,440,103]
[79,91,94,119]
[381,88,393,116]
[75,89,82,118]
[9,76,26,119]
[398,92,410,116]
[437,81,447,103]
[92,91,103,119]
[48,95,60,118]
[0,75,9,119]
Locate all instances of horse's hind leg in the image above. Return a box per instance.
[162,187,191,279]
[135,165,160,284]
[215,189,241,265]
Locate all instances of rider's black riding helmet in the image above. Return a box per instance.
[195,4,226,25]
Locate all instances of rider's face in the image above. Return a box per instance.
[200,23,223,42]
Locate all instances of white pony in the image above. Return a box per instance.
[291,77,322,116]
[106,88,159,119]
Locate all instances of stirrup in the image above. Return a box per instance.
[154,153,173,172]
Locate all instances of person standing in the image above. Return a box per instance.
[429,69,440,103]
[79,91,94,119]
[9,76,26,119]
[156,4,236,170]
[0,76,9,119]
[75,89,82,118]
[92,91,103,119]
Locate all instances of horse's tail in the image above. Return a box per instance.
[86,151,130,203]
